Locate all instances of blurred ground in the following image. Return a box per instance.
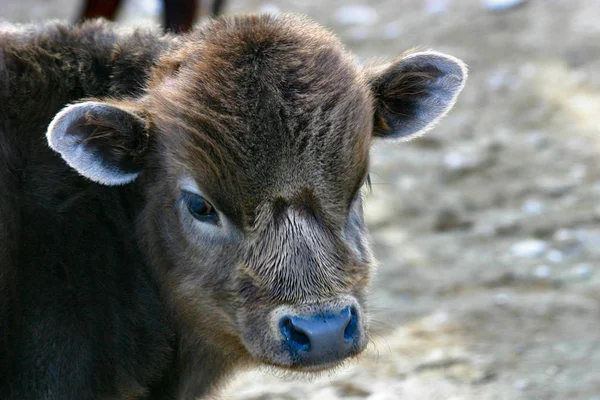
[3,0,600,399]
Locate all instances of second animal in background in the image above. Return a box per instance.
[78,0,226,33]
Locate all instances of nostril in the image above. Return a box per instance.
[280,317,310,352]
[343,307,359,342]
[280,306,360,362]
[290,327,310,351]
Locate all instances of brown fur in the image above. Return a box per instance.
[139,17,375,392]
[1,13,466,399]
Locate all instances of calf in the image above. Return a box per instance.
[0,14,466,399]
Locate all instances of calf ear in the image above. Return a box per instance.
[46,101,150,185]
[368,51,467,140]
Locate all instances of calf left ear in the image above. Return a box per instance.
[47,101,150,185]
[368,51,467,141]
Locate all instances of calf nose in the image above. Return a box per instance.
[279,306,359,364]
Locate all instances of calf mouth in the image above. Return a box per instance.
[261,345,366,373]
[240,297,368,372]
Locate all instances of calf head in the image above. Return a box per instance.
[47,15,466,371]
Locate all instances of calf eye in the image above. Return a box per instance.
[181,191,219,224]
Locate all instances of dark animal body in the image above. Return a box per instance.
[0,15,466,399]
[79,0,227,33]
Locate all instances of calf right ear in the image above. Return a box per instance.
[368,51,467,141]
[47,101,150,186]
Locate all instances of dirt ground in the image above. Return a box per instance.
[3,0,600,399]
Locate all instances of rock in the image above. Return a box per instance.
[472,223,497,238]
[525,131,550,149]
[433,207,473,232]
[510,239,548,258]
[336,381,372,397]
[546,365,560,376]
[537,179,576,198]
[443,151,478,171]
[483,0,527,12]
[569,164,587,181]
[533,265,551,279]
[551,229,585,257]
[493,215,522,236]
[572,263,593,281]
[424,0,450,14]
[545,249,564,264]
[442,149,493,178]
[552,228,578,243]
[514,378,530,391]
[444,363,496,384]
[521,199,545,215]
[366,392,400,400]
[494,293,511,306]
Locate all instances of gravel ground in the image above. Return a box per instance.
[3,0,600,399]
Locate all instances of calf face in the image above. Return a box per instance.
[47,14,466,372]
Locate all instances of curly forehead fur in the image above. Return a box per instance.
[147,14,372,227]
